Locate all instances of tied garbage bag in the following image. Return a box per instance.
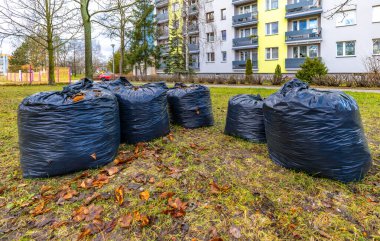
[106,82,170,144]
[98,76,132,90]
[167,83,214,129]
[18,79,120,178]
[263,79,372,183]
[224,94,266,143]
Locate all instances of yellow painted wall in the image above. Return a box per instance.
[257,0,287,73]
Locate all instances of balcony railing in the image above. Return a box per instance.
[188,44,200,52]
[155,0,169,8]
[158,30,169,39]
[285,57,321,69]
[190,62,200,69]
[286,28,322,42]
[286,0,322,18]
[160,46,169,54]
[232,12,258,27]
[233,37,258,48]
[188,25,199,33]
[188,5,198,15]
[156,12,169,22]
[232,59,258,69]
[232,0,256,5]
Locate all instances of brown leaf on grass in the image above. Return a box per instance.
[168,133,174,142]
[104,218,118,233]
[103,166,120,176]
[134,143,146,155]
[167,167,182,179]
[90,153,97,160]
[71,172,90,182]
[115,186,124,206]
[39,185,52,195]
[210,181,230,195]
[189,143,197,149]
[114,152,137,165]
[159,192,175,200]
[77,227,91,240]
[80,178,93,189]
[119,214,133,228]
[0,186,6,194]
[29,201,51,217]
[164,197,188,218]
[92,174,110,188]
[139,190,150,201]
[60,187,79,200]
[84,192,101,206]
[72,204,103,222]
[209,238,223,241]
[51,221,69,229]
[134,173,147,184]
[133,211,149,227]
[148,177,155,184]
[229,225,242,239]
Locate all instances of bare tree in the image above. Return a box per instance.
[0,0,80,84]
[324,0,355,19]
[95,0,135,75]
[73,0,133,78]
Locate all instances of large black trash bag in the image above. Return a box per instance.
[108,82,170,144]
[263,79,372,182]
[98,76,132,90]
[167,83,214,129]
[18,78,120,178]
[224,94,266,143]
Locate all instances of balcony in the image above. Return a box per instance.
[157,63,167,71]
[190,62,200,69]
[286,28,322,43]
[156,12,169,23]
[160,46,169,55]
[155,0,169,8]
[188,44,200,53]
[232,59,258,70]
[285,57,322,69]
[233,37,258,49]
[188,25,199,34]
[188,5,199,15]
[232,0,256,5]
[232,12,258,27]
[158,30,169,40]
[286,0,322,19]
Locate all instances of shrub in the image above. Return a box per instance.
[296,57,328,83]
[228,76,237,85]
[245,59,253,76]
[272,64,283,85]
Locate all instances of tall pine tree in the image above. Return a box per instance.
[127,0,158,76]
[164,25,186,75]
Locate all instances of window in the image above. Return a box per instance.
[292,45,319,58]
[373,6,380,22]
[337,41,356,57]
[266,47,279,60]
[266,22,278,35]
[207,32,215,42]
[336,10,356,27]
[373,39,380,55]
[240,28,257,38]
[222,51,227,62]
[221,9,226,20]
[221,30,227,41]
[172,3,179,11]
[206,12,214,23]
[239,4,257,14]
[266,0,278,10]
[207,52,215,62]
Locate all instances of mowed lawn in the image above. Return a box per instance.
[0,84,379,241]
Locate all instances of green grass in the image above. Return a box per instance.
[0,85,379,241]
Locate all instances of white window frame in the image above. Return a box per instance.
[265,47,279,60]
[336,41,356,57]
[207,52,215,62]
[292,45,319,58]
[221,9,226,20]
[221,51,227,62]
[373,6,380,23]
[206,32,215,42]
[266,22,278,35]
[373,39,380,55]
[221,30,227,41]
[266,0,278,10]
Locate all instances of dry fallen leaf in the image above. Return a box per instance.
[148,177,155,184]
[229,225,242,239]
[72,95,85,103]
[168,133,174,142]
[72,204,103,222]
[84,192,101,206]
[210,181,230,195]
[29,201,51,217]
[90,153,97,160]
[139,190,150,201]
[164,197,188,218]
[159,192,175,200]
[115,186,124,206]
[103,166,120,176]
[119,214,133,228]
[133,211,149,227]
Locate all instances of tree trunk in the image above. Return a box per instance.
[81,1,93,79]
[120,27,125,75]
[47,41,55,85]
[184,1,189,72]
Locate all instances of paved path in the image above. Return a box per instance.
[202,84,380,94]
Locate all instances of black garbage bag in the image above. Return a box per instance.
[98,76,132,90]
[224,94,266,143]
[18,79,120,178]
[263,79,372,182]
[106,82,170,144]
[167,83,214,129]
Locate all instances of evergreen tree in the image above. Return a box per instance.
[245,58,253,76]
[296,57,328,83]
[126,0,158,76]
[107,50,130,74]
[164,20,186,75]
[272,64,283,85]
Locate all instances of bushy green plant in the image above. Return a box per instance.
[272,64,283,85]
[245,59,253,76]
[296,57,328,83]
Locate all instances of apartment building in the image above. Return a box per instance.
[155,0,380,74]
[0,54,9,76]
